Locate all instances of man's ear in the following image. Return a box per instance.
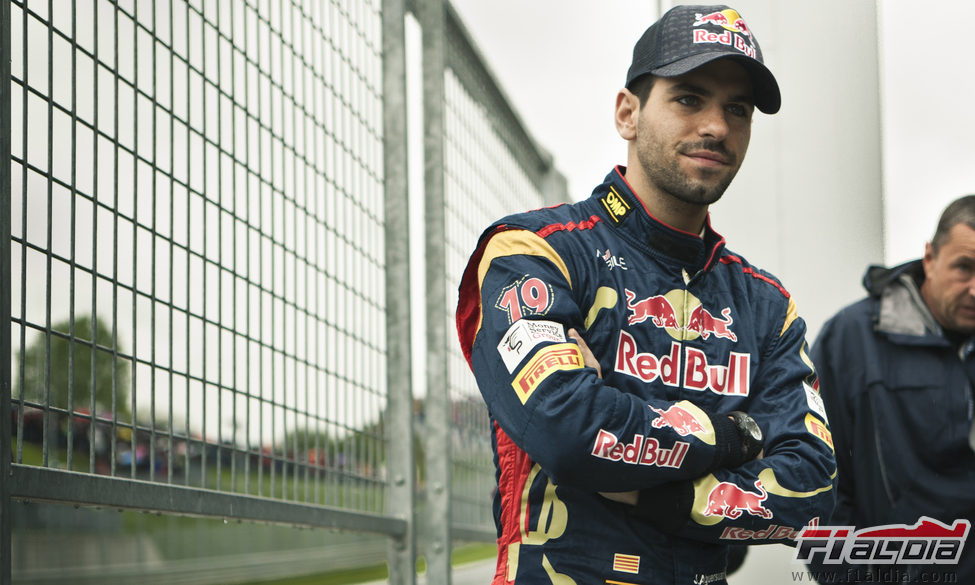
[923,241,936,276]
[615,88,640,141]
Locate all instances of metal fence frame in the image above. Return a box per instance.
[0,0,566,583]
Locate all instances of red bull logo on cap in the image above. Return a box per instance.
[624,289,738,342]
[693,9,751,36]
[704,479,773,520]
[691,9,757,59]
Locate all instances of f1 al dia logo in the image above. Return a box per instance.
[794,517,971,566]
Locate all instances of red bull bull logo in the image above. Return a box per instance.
[624,289,737,343]
[704,480,772,520]
[649,404,706,436]
[686,305,737,341]
[625,289,680,329]
[693,9,751,37]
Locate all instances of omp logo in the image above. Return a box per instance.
[511,343,583,404]
[599,186,632,224]
[794,518,971,566]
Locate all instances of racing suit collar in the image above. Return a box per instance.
[596,166,726,274]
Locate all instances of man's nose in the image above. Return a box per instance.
[698,106,730,141]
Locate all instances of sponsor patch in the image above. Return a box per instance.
[599,186,633,225]
[704,480,772,520]
[794,517,971,566]
[591,429,689,469]
[648,401,716,445]
[692,9,756,59]
[496,275,554,324]
[805,382,828,422]
[511,343,583,404]
[693,572,726,585]
[615,332,750,396]
[624,288,737,342]
[497,319,566,373]
[722,517,820,541]
[597,248,628,271]
[805,413,833,451]
[612,553,640,574]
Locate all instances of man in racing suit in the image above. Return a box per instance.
[456,5,836,585]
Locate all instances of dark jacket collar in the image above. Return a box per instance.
[863,260,952,347]
[593,167,726,274]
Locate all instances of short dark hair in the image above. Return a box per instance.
[628,74,656,107]
[932,195,975,253]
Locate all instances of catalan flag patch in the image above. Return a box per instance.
[612,553,640,574]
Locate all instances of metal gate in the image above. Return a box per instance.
[1,0,566,583]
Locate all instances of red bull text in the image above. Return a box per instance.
[722,523,806,541]
[591,429,689,469]
[615,332,751,396]
[692,10,756,58]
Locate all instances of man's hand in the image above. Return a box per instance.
[568,328,600,378]
[570,328,642,505]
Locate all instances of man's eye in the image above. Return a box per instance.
[727,104,749,117]
[677,95,700,106]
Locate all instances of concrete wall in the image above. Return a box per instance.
[700,0,884,342]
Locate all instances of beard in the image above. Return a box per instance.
[636,137,740,206]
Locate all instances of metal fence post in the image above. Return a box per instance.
[1,0,12,580]
[419,0,451,582]
[383,0,417,582]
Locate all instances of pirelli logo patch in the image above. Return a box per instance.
[600,186,633,224]
[805,413,833,451]
[511,343,584,404]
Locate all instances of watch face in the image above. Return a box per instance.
[744,418,762,441]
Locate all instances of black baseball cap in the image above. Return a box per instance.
[625,4,781,114]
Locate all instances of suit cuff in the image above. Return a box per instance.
[631,480,694,534]
[708,412,744,469]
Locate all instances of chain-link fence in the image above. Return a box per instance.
[1,0,566,583]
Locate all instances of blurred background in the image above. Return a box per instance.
[3,1,972,584]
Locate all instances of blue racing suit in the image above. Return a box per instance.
[456,167,837,585]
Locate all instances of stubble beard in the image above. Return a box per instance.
[637,138,739,206]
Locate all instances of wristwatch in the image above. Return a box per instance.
[729,411,763,461]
